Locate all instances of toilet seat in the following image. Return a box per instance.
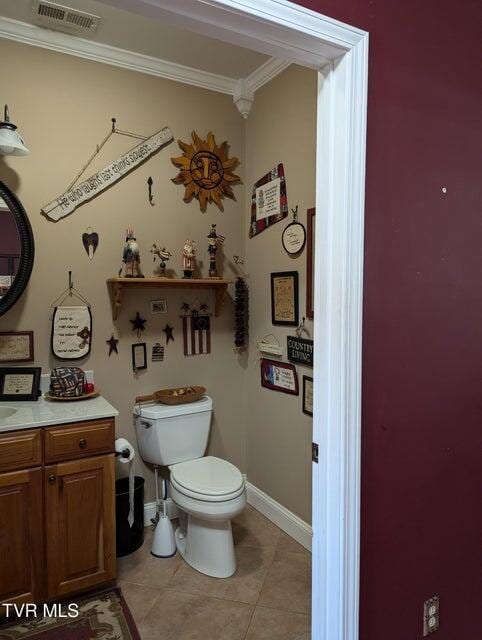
[169,456,244,502]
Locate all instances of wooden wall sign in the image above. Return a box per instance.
[42,127,173,221]
[260,358,299,395]
[287,336,313,366]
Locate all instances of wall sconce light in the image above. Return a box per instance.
[0,105,29,156]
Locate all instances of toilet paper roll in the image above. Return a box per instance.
[115,438,136,527]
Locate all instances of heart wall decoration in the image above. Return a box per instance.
[82,228,99,260]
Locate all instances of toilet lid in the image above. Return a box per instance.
[170,456,244,497]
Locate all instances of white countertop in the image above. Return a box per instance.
[0,395,119,433]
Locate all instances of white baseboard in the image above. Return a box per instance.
[245,481,312,552]
[144,481,312,551]
[144,501,157,526]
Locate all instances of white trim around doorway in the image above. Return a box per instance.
[125,3,366,640]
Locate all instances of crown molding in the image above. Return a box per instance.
[0,15,290,117]
[232,57,291,117]
[245,57,291,93]
[0,15,237,95]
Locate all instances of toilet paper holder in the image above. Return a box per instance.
[116,448,131,459]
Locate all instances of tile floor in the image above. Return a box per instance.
[118,505,311,640]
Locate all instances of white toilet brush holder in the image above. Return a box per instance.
[152,513,176,558]
[151,468,176,558]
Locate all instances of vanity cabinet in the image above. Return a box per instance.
[0,418,116,605]
[0,467,44,605]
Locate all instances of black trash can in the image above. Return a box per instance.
[116,476,145,557]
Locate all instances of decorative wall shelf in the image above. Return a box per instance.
[107,277,231,320]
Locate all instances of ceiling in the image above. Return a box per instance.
[0,0,270,78]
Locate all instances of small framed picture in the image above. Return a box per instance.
[132,343,147,372]
[0,331,34,363]
[261,358,299,395]
[152,342,164,361]
[150,299,168,314]
[271,271,299,326]
[302,375,313,416]
[0,367,41,401]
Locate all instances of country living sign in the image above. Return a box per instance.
[287,336,314,367]
[42,127,173,221]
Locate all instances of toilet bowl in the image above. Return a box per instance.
[169,456,246,578]
[134,396,246,578]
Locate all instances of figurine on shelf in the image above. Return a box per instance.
[182,239,196,279]
[120,229,144,278]
[151,243,172,277]
[207,224,225,279]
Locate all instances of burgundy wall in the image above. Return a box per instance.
[0,210,20,275]
[294,1,482,638]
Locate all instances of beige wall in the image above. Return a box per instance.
[0,41,316,521]
[245,65,317,524]
[0,39,246,501]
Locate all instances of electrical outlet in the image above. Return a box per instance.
[423,596,440,636]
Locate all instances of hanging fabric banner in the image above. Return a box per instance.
[51,306,92,360]
[249,163,288,238]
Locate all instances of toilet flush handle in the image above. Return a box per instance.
[140,420,152,428]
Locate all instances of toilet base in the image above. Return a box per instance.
[175,514,236,578]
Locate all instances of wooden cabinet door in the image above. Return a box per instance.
[45,454,116,598]
[0,468,44,605]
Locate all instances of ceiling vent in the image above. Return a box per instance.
[32,1,101,35]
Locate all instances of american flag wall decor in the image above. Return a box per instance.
[181,314,211,356]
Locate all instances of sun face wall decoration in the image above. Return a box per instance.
[171,131,241,212]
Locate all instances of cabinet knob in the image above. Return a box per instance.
[79,438,87,449]
[48,475,56,484]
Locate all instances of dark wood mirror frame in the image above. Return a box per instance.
[0,181,34,317]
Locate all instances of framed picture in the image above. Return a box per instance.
[150,299,168,314]
[260,358,299,395]
[132,343,147,372]
[0,367,41,401]
[271,271,299,326]
[306,208,315,319]
[0,331,34,363]
[302,375,313,416]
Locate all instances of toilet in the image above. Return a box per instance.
[135,396,246,578]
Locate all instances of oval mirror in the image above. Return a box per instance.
[0,181,34,316]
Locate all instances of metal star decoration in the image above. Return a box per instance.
[130,312,146,338]
[106,334,119,356]
[163,324,174,344]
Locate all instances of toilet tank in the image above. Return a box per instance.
[134,395,212,466]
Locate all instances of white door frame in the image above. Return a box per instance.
[77,1,369,637]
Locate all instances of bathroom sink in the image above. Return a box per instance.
[0,407,17,420]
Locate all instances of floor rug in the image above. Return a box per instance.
[0,587,140,640]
